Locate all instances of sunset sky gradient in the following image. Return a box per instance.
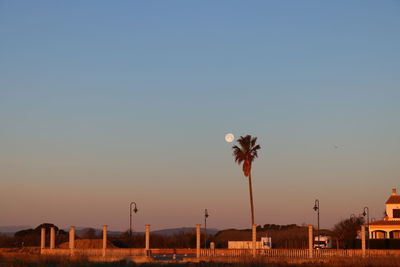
[1,1,400,231]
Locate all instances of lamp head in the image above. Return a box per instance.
[133,207,138,213]
[313,199,319,211]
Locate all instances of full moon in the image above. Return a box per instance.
[225,133,234,143]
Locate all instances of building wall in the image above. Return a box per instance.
[386,204,400,220]
[369,225,400,239]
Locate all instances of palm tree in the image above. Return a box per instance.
[232,135,261,225]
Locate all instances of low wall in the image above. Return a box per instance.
[42,248,146,257]
[149,248,196,255]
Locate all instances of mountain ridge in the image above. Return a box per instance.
[0,225,219,236]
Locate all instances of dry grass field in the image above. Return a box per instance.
[2,251,400,267]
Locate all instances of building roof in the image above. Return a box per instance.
[386,195,400,204]
[369,220,400,226]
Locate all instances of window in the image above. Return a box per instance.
[392,231,400,239]
[393,209,400,218]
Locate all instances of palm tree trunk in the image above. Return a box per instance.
[248,171,255,225]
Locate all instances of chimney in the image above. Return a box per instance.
[392,188,397,196]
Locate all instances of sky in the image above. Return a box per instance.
[1,1,400,232]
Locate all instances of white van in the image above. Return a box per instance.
[313,235,333,249]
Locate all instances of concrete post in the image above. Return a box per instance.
[361,225,366,258]
[308,224,313,258]
[50,227,55,249]
[69,226,75,256]
[196,224,201,258]
[145,224,150,251]
[102,225,107,257]
[252,224,256,257]
[40,228,46,251]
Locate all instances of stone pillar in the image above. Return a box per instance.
[50,227,55,249]
[308,224,313,258]
[196,224,201,258]
[69,226,75,256]
[40,228,46,251]
[102,225,107,257]
[145,224,150,251]
[252,224,256,257]
[210,242,215,250]
[361,225,366,258]
[210,241,215,257]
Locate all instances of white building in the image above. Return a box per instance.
[228,241,263,249]
[369,188,400,239]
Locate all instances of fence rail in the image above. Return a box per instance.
[202,249,400,258]
[42,248,400,258]
[149,248,195,255]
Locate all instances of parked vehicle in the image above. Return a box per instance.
[261,237,272,249]
[314,235,333,249]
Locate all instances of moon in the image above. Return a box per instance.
[225,133,234,143]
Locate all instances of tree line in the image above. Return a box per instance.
[0,217,374,249]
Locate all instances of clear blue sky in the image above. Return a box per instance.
[1,1,399,231]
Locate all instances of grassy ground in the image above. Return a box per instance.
[2,253,400,267]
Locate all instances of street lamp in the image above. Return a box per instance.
[362,206,369,249]
[130,202,138,239]
[204,209,209,248]
[313,199,320,248]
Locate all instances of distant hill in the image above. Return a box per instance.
[0,225,31,235]
[66,226,219,236]
[1,225,219,237]
[61,227,123,236]
[152,227,219,236]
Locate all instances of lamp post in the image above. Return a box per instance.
[204,209,209,248]
[313,199,320,248]
[362,206,369,249]
[130,202,138,240]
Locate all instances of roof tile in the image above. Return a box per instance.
[369,220,400,226]
[386,195,400,204]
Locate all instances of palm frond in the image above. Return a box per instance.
[251,136,257,148]
[232,134,261,175]
[232,145,245,164]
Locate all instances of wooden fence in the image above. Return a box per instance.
[202,249,400,258]
[42,248,400,258]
